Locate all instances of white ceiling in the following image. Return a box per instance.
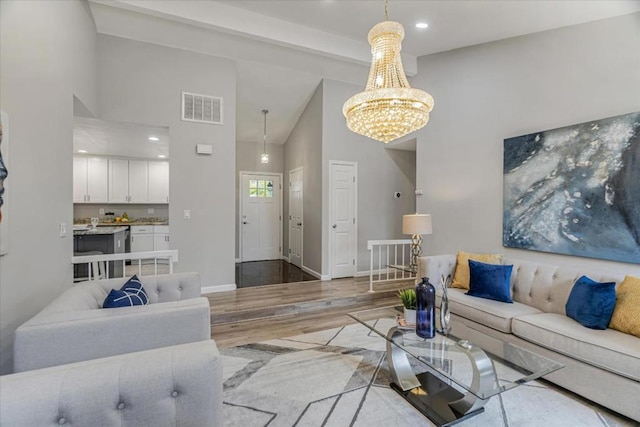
[74,117,170,159]
[89,0,640,146]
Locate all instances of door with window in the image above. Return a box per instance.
[241,173,282,262]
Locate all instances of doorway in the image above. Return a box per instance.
[288,167,303,268]
[240,172,282,262]
[329,161,357,279]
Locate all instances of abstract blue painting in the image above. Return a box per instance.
[503,112,640,264]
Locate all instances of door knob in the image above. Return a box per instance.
[297,222,302,226]
[243,221,249,225]
[332,224,337,229]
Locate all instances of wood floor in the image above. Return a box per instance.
[206,276,415,348]
[235,260,316,288]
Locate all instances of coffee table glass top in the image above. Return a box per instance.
[348,306,563,399]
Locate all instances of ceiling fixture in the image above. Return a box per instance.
[260,109,269,164]
[415,22,429,29]
[77,149,88,153]
[158,155,166,159]
[148,136,159,141]
[342,0,434,143]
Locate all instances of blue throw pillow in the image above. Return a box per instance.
[103,275,149,308]
[466,260,513,303]
[565,276,616,330]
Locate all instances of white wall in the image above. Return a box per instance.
[283,83,324,275]
[97,35,237,287]
[235,141,284,260]
[412,13,640,276]
[321,79,417,274]
[0,0,98,374]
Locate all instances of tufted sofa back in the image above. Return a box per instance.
[505,258,624,314]
[418,254,625,315]
[39,273,201,315]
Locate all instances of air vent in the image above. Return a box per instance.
[181,91,223,125]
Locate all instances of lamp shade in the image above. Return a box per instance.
[402,214,432,235]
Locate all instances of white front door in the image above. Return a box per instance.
[330,161,357,278]
[241,173,282,262]
[289,167,303,267]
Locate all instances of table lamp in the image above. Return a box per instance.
[402,214,433,272]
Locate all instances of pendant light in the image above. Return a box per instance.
[343,0,434,143]
[260,109,269,164]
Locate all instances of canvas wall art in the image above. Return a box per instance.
[503,111,640,264]
[0,110,8,256]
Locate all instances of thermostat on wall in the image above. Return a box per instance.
[196,144,213,155]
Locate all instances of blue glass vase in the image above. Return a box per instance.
[416,277,436,339]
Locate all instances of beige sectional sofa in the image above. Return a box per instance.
[418,254,640,422]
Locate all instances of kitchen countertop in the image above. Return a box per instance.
[73,221,169,226]
[73,226,129,236]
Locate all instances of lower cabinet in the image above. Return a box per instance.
[153,225,170,251]
[130,225,170,253]
[130,226,154,253]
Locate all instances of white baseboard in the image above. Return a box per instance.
[235,258,240,263]
[201,284,236,294]
[321,274,330,280]
[282,256,290,263]
[301,265,323,279]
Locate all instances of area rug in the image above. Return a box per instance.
[219,323,633,427]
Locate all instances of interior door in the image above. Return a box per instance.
[241,173,282,262]
[330,162,357,278]
[288,167,303,268]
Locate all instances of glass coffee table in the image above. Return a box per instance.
[348,306,563,426]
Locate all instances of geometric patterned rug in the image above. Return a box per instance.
[219,323,635,427]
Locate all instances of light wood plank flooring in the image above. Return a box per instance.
[206,276,415,348]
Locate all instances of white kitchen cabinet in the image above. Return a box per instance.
[148,161,169,203]
[73,157,108,203]
[153,225,170,251]
[130,225,154,253]
[128,160,149,203]
[108,159,129,203]
[109,160,149,203]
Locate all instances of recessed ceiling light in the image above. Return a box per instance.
[78,149,88,153]
[148,136,159,141]
[158,155,166,159]
[415,22,429,29]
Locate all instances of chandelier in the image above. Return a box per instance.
[343,0,434,143]
[260,109,269,164]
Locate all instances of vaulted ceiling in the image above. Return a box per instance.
[89,0,640,145]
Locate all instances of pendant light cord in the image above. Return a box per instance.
[262,109,268,152]
[384,0,389,20]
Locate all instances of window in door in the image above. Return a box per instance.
[249,179,274,198]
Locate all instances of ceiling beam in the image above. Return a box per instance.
[90,0,418,75]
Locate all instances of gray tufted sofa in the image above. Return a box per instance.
[14,272,211,372]
[418,254,640,422]
[1,340,222,426]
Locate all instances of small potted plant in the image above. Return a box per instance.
[398,288,417,325]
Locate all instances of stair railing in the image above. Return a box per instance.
[71,250,179,282]
[367,239,416,292]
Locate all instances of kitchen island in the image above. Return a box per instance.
[73,226,128,279]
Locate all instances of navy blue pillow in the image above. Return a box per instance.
[103,275,149,308]
[466,260,513,303]
[565,276,616,330]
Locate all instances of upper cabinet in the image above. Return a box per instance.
[148,161,170,203]
[73,157,108,203]
[110,159,149,203]
[74,156,168,204]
